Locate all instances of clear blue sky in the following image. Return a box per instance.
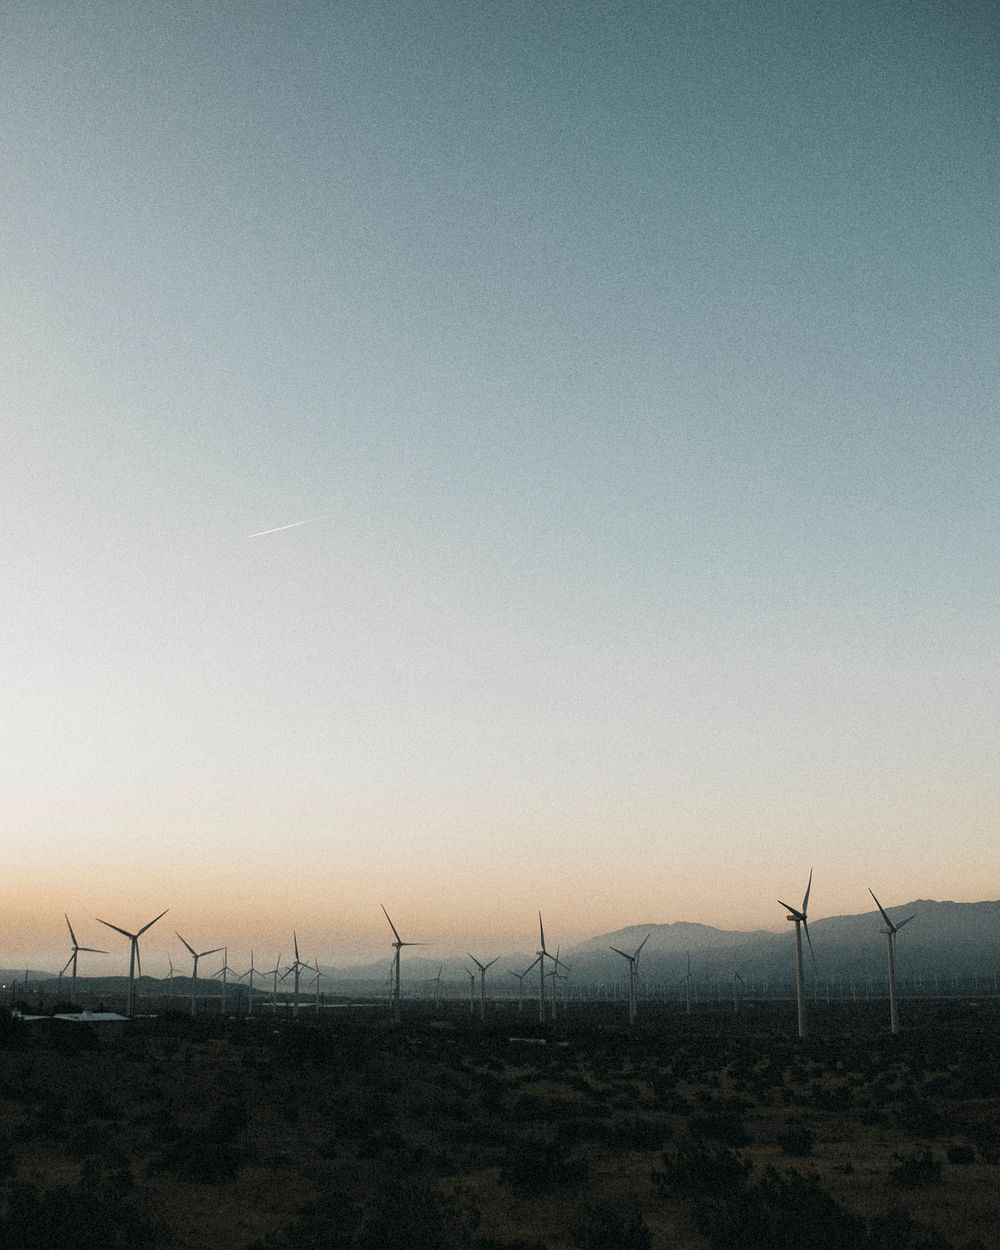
[2,1,997,969]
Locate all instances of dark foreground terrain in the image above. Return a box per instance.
[0,1000,997,1249]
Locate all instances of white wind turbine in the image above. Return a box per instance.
[463,966,476,1014]
[215,947,238,1015]
[609,934,649,1028]
[260,953,282,1012]
[468,954,499,1022]
[281,931,311,1019]
[176,933,222,1017]
[96,909,168,1018]
[508,966,530,1013]
[424,965,445,1009]
[381,905,426,1025]
[778,869,815,1039]
[60,915,106,1005]
[164,954,183,1002]
[528,912,556,1023]
[240,950,260,1018]
[682,951,693,1014]
[309,958,324,1014]
[869,888,915,1036]
[732,968,745,1015]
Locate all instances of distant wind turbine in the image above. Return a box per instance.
[381,906,426,1025]
[96,909,168,1018]
[60,915,105,1006]
[869,888,915,1036]
[778,869,815,1039]
[176,933,222,1017]
[609,934,649,1028]
[468,954,499,1022]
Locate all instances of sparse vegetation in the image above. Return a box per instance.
[0,1001,997,1248]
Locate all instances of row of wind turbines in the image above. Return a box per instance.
[55,875,914,1037]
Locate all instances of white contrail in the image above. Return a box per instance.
[246,515,327,539]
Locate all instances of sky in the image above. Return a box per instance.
[2,1,998,974]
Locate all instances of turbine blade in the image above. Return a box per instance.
[484,957,499,970]
[293,931,300,961]
[896,914,916,930]
[803,918,817,969]
[868,888,894,932]
[538,912,547,952]
[65,914,78,946]
[609,946,629,959]
[635,934,650,959]
[96,919,134,940]
[777,899,804,919]
[78,946,106,954]
[381,905,402,943]
[468,954,484,970]
[200,947,223,958]
[138,909,169,936]
[60,954,73,975]
[801,868,813,916]
[175,933,197,957]
[136,944,142,978]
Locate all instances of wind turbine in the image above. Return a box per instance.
[508,966,530,1013]
[164,954,183,1002]
[175,933,222,1017]
[732,968,745,1015]
[778,869,815,1039]
[309,958,324,1014]
[214,947,238,1015]
[869,888,915,1036]
[240,950,260,1018]
[534,913,555,1023]
[468,954,499,1022]
[281,931,311,1020]
[609,934,649,1028]
[260,953,282,1012]
[424,965,445,1009]
[682,951,693,1014]
[60,915,105,1005]
[463,966,476,1014]
[96,909,168,1017]
[381,906,426,1025]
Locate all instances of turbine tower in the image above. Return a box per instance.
[381,905,425,1025]
[240,950,259,1018]
[176,933,222,1017]
[869,888,915,1036]
[60,915,105,1005]
[778,869,815,1039]
[609,934,649,1028]
[534,913,554,1023]
[281,931,311,1020]
[96,909,168,1018]
[468,954,499,1022]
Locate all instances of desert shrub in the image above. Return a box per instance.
[776,1120,815,1157]
[570,1201,651,1250]
[946,1144,975,1165]
[687,1111,751,1147]
[248,1191,360,1250]
[499,1134,588,1194]
[889,1150,942,1190]
[355,1183,477,1250]
[153,1128,243,1183]
[0,1180,154,1249]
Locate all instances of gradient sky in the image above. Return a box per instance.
[3,1,998,974]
